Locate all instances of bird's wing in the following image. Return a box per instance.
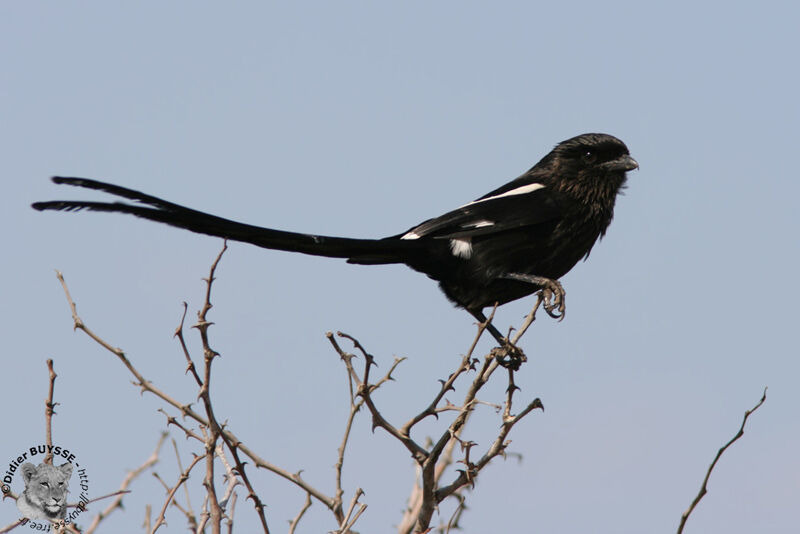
[397,181,562,240]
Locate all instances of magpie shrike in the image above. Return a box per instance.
[33,133,638,345]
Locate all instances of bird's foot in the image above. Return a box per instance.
[503,273,566,321]
[539,279,566,320]
[468,307,527,369]
[491,342,527,370]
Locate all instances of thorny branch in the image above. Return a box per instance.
[196,243,227,534]
[55,246,297,531]
[175,243,270,534]
[0,521,25,534]
[84,433,168,534]
[53,247,542,533]
[328,294,546,533]
[676,388,768,534]
[44,243,768,533]
[336,488,367,534]
[58,248,552,532]
[0,363,162,533]
[288,493,312,534]
[327,333,428,462]
[151,453,205,533]
[167,438,199,531]
[43,359,57,465]
[174,301,203,386]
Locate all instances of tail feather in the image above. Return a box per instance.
[32,177,414,264]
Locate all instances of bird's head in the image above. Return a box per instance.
[540,133,638,204]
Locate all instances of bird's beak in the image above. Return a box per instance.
[606,155,639,172]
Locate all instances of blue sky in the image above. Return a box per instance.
[2,2,798,532]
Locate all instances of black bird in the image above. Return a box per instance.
[33,133,637,346]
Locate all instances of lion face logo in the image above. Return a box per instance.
[16,462,73,521]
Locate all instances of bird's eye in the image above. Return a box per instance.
[582,150,597,164]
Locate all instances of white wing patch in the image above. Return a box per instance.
[462,183,546,207]
[462,219,494,229]
[401,184,542,241]
[449,238,472,259]
[400,231,421,240]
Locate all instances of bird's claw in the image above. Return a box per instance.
[502,273,566,321]
[540,280,566,321]
[491,342,527,370]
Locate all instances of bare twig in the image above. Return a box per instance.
[219,434,270,530]
[216,445,239,510]
[202,421,222,533]
[509,293,544,345]
[84,433,167,534]
[152,471,191,521]
[192,244,270,534]
[75,489,135,507]
[420,332,488,521]
[333,374,363,520]
[143,504,152,533]
[151,453,205,533]
[174,301,203,386]
[203,445,222,534]
[153,440,197,532]
[442,492,466,533]
[343,504,368,534]
[203,446,238,534]
[397,304,546,533]
[198,494,210,534]
[336,488,367,534]
[0,519,25,534]
[677,388,768,534]
[332,340,405,520]
[160,410,203,443]
[193,247,225,534]
[288,493,312,534]
[226,490,238,534]
[327,332,427,462]
[43,359,58,465]
[435,395,543,503]
[400,350,475,436]
[172,437,199,531]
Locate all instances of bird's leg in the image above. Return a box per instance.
[503,273,566,320]
[469,308,506,345]
[469,309,526,370]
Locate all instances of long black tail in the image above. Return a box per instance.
[32,177,416,264]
